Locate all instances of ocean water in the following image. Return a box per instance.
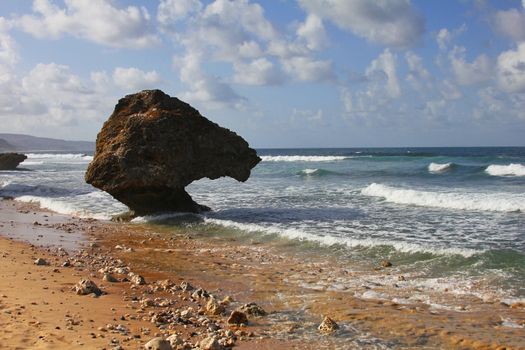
[1,147,525,306]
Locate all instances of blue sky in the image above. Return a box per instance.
[0,0,524,147]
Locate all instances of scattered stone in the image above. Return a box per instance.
[130,273,146,285]
[74,279,102,296]
[180,281,193,292]
[227,311,248,326]
[318,316,339,334]
[206,298,225,316]
[239,302,266,317]
[191,288,209,300]
[166,334,183,348]
[220,296,233,306]
[199,336,222,350]
[381,260,393,268]
[34,258,48,266]
[144,337,172,350]
[103,273,119,283]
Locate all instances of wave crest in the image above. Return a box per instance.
[26,153,93,161]
[361,183,525,212]
[485,163,525,177]
[428,162,453,173]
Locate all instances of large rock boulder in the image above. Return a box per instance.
[85,90,260,215]
[0,153,27,170]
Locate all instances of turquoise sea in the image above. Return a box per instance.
[1,147,524,306]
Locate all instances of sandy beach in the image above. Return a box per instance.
[1,198,524,349]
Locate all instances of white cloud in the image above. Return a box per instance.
[112,67,161,91]
[296,14,327,51]
[449,46,492,86]
[157,0,202,25]
[233,58,283,85]
[15,0,159,48]
[238,40,263,59]
[175,51,243,108]
[0,19,18,69]
[405,52,431,89]
[493,8,525,43]
[340,87,353,113]
[435,25,466,51]
[281,56,334,82]
[497,42,525,93]
[290,108,324,125]
[0,62,115,137]
[436,28,451,51]
[366,49,400,98]
[439,80,462,100]
[298,0,424,48]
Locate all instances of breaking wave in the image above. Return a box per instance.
[428,162,453,173]
[485,163,525,177]
[25,153,93,161]
[361,183,525,212]
[203,218,479,257]
[297,168,342,177]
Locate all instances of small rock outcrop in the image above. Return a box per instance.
[0,153,26,170]
[85,90,260,215]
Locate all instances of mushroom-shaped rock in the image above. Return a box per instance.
[0,153,27,170]
[85,90,261,215]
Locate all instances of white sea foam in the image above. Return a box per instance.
[362,183,525,212]
[20,161,44,166]
[16,192,125,220]
[428,162,452,173]
[261,155,348,162]
[131,212,197,223]
[203,218,479,257]
[485,163,525,177]
[301,168,319,175]
[25,153,93,161]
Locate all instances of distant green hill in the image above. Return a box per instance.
[0,133,95,152]
[0,138,15,151]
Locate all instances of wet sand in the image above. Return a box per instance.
[1,199,524,349]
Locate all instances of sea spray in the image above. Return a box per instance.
[485,163,525,177]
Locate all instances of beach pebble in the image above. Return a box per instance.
[166,334,183,348]
[220,296,233,306]
[381,260,393,268]
[34,258,48,266]
[318,316,339,334]
[74,279,102,296]
[130,273,146,285]
[144,337,172,350]
[206,298,225,316]
[227,310,248,325]
[103,273,118,283]
[180,281,193,291]
[239,302,266,317]
[191,288,209,300]
[198,336,222,350]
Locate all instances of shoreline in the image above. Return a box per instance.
[1,199,524,349]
